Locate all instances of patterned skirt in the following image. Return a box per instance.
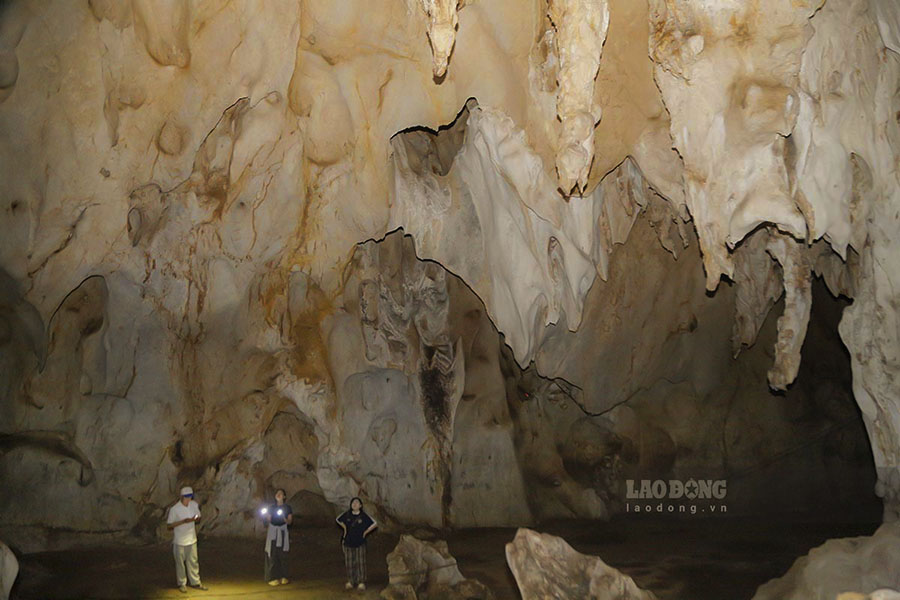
[342,544,367,585]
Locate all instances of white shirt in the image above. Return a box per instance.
[167,500,201,546]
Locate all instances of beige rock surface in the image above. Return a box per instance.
[837,592,900,600]
[646,0,900,516]
[796,0,900,522]
[549,0,609,195]
[382,534,494,599]
[0,541,16,600]
[752,522,900,600]
[506,528,656,600]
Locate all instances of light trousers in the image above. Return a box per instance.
[173,543,201,586]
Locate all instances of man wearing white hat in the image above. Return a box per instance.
[166,486,208,593]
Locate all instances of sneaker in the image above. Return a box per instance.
[191,584,209,591]
[268,579,280,586]
[358,583,366,590]
[280,578,289,584]
[178,585,188,593]
[345,581,353,589]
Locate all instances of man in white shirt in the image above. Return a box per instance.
[166,486,208,593]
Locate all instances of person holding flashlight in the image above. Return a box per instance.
[263,488,293,586]
[166,486,207,593]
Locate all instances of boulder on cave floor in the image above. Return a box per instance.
[837,591,900,600]
[0,541,18,600]
[505,528,656,600]
[753,521,900,600]
[380,534,494,600]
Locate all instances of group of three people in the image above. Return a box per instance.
[166,487,377,593]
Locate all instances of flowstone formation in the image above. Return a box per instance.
[646,0,900,519]
[0,0,897,573]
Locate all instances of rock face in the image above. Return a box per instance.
[505,528,656,600]
[0,541,16,600]
[803,0,900,523]
[0,0,896,551]
[837,592,900,600]
[752,521,900,600]
[646,0,900,516]
[381,534,494,600]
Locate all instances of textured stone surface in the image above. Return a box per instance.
[382,534,494,600]
[0,0,896,557]
[837,592,900,600]
[549,0,609,195]
[798,0,900,522]
[0,541,16,600]
[647,0,900,514]
[506,528,656,600]
[416,0,463,78]
[753,522,900,600]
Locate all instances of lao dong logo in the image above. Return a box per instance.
[626,479,727,500]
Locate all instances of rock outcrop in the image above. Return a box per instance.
[381,534,493,600]
[837,592,900,600]
[506,529,656,600]
[0,541,17,600]
[752,521,900,600]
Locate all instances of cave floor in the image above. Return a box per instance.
[10,514,880,600]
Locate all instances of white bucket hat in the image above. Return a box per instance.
[180,486,194,497]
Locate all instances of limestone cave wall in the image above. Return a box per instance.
[0,0,897,552]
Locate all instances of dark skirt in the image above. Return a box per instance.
[265,541,289,582]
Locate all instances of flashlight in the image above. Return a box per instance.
[277,509,283,516]
[260,507,268,516]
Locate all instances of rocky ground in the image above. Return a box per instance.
[8,515,881,600]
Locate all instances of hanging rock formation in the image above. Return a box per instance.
[416,0,464,78]
[549,0,609,195]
